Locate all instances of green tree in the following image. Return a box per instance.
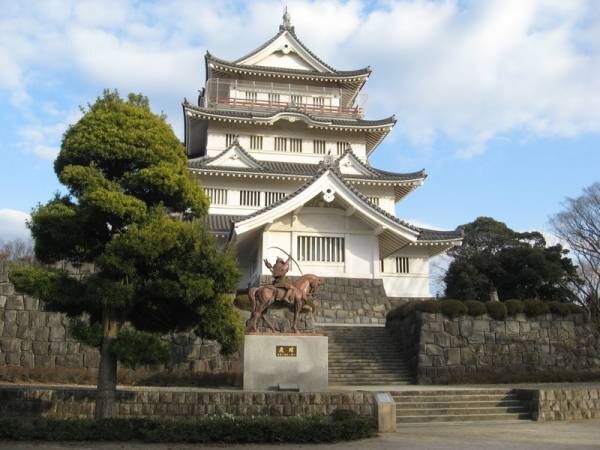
[444,217,579,301]
[9,91,243,419]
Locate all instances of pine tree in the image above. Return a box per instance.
[10,91,243,418]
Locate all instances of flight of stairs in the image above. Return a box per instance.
[321,326,413,386]
[393,389,532,424]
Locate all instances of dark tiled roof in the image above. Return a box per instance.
[230,164,462,242]
[188,143,424,182]
[206,214,245,233]
[183,104,395,128]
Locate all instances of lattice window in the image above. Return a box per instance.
[250,135,263,150]
[313,139,326,154]
[395,257,410,274]
[367,197,380,206]
[289,138,302,153]
[297,236,345,263]
[240,190,261,207]
[290,94,303,105]
[274,137,287,152]
[204,188,228,205]
[312,97,325,108]
[268,93,280,104]
[245,91,257,102]
[265,191,286,206]
[225,133,236,147]
[336,141,350,155]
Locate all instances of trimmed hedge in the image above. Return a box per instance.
[505,299,525,316]
[440,300,468,318]
[548,301,571,317]
[523,299,550,317]
[485,301,507,320]
[464,300,487,317]
[0,416,376,443]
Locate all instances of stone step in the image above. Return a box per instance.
[396,406,527,417]
[330,377,412,383]
[392,389,515,396]
[394,395,519,403]
[331,381,413,386]
[396,400,523,409]
[396,412,531,423]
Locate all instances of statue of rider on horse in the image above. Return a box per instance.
[247,256,322,333]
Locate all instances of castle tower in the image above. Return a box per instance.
[183,11,461,297]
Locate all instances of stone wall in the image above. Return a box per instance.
[0,264,240,385]
[0,385,375,419]
[260,276,395,325]
[527,387,600,421]
[388,311,600,384]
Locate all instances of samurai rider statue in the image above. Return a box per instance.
[264,256,296,303]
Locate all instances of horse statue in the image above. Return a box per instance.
[247,257,322,333]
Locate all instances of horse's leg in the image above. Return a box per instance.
[292,297,301,333]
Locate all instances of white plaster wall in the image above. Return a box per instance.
[378,247,432,297]
[206,125,368,162]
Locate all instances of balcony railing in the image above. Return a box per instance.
[203,78,366,119]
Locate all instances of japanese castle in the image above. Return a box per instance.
[184,11,462,297]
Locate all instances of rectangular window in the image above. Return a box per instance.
[204,188,228,205]
[225,133,236,147]
[297,236,345,263]
[395,257,410,274]
[312,97,325,108]
[336,141,350,155]
[265,191,286,206]
[240,190,261,207]
[245,91,257,102]
[367,197,380,206]
[268,93,280,104]
[289,138,302,153]
[250,135,263,150]
[290,94,303,105]
[274,137,287,152]
[313,139,326,154]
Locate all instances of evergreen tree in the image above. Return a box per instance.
[9,91,243,419]
[444,217,579,301]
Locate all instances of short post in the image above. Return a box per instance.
[375,392,396,433]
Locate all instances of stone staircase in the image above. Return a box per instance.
[320,326,413,386]
[393,389,532,424]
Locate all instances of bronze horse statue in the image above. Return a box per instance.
[247,266,322,333]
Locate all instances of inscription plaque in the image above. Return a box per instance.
[276,345,297,357]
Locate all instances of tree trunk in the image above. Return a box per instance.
[94,318,119,420]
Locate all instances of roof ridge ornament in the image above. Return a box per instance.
[280,6,294,32]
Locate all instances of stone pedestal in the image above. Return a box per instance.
[243,334,328,392]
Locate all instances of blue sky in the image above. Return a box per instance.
[1,0,599,242]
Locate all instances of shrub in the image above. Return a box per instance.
[330,409,357,421]
[234,292,251,311]
[548,301,570,317]
[415,299,441,314]
[486,302,507,320]
[505,299,525,316]
[567,303,585,314]
[523,299,550,317]
[0,416,377,443]
[440,299,468,318]
[464,300,487,316]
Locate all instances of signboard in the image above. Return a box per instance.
[275,345,297,357]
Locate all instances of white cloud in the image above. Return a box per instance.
[2,0,600,158]
[0,209,31,242]
[17,109,81,160]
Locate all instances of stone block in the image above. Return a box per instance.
[425,344,442,356]
[459,318,473,337]
[23,296,39,310]
[21,351,35,368]
[16,311,29,326]
[0,295,6,308]
[429,320,443,332]
[49,326,66,341]
[460,348,476,365]
[6,352,21,365]
[0,321,3,337]
[5,295,24,310]
[33,342,49,355]
[65,354,84,368]
[472,320,489,333]
[2,324,18,338]
[4,310,16,323]
[29,311,46,328]
[444,321,459,336]
[34,327,50,341]
[445,348,461,365]
[16,326,32,339]
[506,321,520,334]
[0,337,21,352]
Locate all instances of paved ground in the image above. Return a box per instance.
[2,420,599,450]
